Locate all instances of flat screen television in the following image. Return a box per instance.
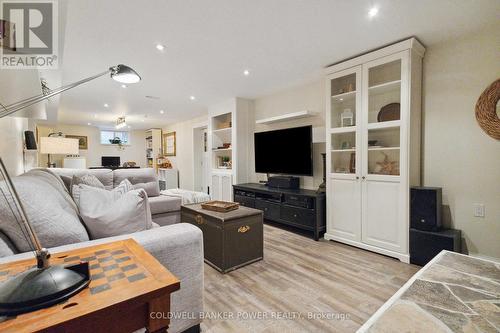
[102,156,120,167]
[254,125,313,176]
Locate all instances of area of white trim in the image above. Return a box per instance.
[255,110,315,124]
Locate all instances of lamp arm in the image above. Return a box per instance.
[0,69,111,118]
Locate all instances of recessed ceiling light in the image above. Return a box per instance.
[156,44,165,51]
[368,6,378,18]
[243,69,250,76]
[104,103,109,108]
[160,110,165,114]
[339,98,343,101]
[87,122,92,126]
[121,84,127,88]
[190,96,196,101]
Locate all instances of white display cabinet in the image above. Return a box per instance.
[325,38,425,262]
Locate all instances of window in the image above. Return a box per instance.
[100,131,129,145]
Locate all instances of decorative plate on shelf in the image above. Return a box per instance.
[377,103,400,122]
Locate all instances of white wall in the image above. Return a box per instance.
[0,117,30,176]
[162,115,208,190]
[36,124,147,168]
[422,26,500,258]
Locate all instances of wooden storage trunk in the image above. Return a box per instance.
[181,203,263,273]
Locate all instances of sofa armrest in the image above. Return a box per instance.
[0,223,204,333]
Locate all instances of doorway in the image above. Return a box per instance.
[193,124,209,193]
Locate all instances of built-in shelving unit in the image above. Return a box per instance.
[324,38,425,263]
[208,98,251,201]
[145,128,162,171]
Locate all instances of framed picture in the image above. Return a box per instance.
[66,135,88,150]
[163,132,176,156]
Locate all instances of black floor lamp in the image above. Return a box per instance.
[0,64,141,316]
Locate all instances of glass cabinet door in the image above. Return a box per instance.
[328,67,361,175]
[363,53,405,178]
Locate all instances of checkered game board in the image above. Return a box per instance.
[0,247,148,295]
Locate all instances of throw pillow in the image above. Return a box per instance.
[72,178,133,206]
[0,174,89,253]
[71,174,105,191]
[72,183,152,239]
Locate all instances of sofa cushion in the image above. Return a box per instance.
[113,168,160,197]
[148,195,182,215]
[50,168,114,190]
[0,170,89,252]
[72,184,153,239]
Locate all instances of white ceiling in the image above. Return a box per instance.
[49,0,499,130]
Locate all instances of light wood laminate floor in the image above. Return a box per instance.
[202,224,420,333]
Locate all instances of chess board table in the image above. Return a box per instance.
[0,239,180,333]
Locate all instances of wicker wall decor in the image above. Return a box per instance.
[475,78,500,140]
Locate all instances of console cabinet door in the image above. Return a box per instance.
[361,181,405,252]
[221,174,232,201]
[211,174,221,200]
[327,178,361,241]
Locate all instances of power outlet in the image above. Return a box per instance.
[473,204,485,218]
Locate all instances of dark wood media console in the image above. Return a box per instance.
[233,183,326,240]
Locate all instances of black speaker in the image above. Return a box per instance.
[410,228,461,266]
[410,186,442,231]
[267,176,300,189]
[24,131,37,150]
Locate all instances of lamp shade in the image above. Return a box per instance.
[39,137,79,155]
[110,64,141,84]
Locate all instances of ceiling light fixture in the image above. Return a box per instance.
[190,96,196,101]
[160,110,165,114]
[243,69,250,76]
[368,6,378,18]
[115,117,127,129]
[121,84,127,88]
[104,103,109,108]
[156,44,165,51]
[87,122,92,126]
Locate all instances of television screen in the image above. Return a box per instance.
[102,156,120,167]
[254,125,312,176]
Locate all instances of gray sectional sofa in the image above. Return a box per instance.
[0,168,203,333]
[51,167,182,226]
